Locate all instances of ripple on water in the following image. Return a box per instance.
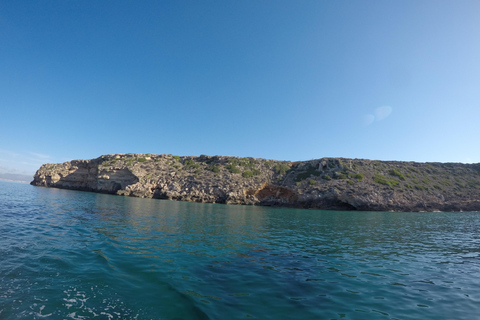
[1,182,480,319]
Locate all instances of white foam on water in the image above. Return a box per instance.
[101,311,114,319]
[34,296,48,302]
[66,311,88,320]
[59,286,141,319]
[32,304,53,318]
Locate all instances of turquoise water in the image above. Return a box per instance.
[1,180,479,319]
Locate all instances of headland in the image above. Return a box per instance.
[31,154,480,212]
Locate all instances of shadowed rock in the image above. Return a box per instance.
[31,153,480,212]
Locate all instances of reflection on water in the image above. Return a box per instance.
[1,181,480,319]
[89,194,269,259]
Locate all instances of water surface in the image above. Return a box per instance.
[1,180,479,319]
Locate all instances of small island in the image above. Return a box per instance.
[31,154,480,212]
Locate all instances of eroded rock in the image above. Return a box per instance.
[31,154,480,212]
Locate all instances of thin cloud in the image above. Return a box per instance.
[362,106,393,126]
[361,114,375,126]
[0,149,21,158]
[374,106,393,121]
[0,149,54,174]
[29,152,51,160]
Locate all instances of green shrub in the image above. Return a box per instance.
[440,180,452,186]
[242,171,254,178]
[408,167,419,173]
[226,164,241,174]
[309,179,316,185]
[374,174,388,185]
[388,169,405,180]
[138,158,147,162]
[468,180,480,188]
[337,173,348,179]
[295,165,321,182]
[184,159,200,170]
[275,163,290,175]
[296,172,310,181]
[351,173,364,181]
[374,174,399,187]
[236,157,258,169]
[238,158,249,167]
[207,164,220,173]
[228,158,239,166]
[322,174,331,180]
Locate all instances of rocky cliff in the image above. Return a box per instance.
[31,154,480,212]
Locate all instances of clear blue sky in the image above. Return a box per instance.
[1,1,479,175]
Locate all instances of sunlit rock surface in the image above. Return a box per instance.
[31,153,480,212]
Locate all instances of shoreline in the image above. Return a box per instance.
[31,153,480,212]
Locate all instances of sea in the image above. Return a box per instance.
[1,180,479,320]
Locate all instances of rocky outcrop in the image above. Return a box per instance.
[31,153,480,212]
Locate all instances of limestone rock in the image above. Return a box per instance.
[31,153,480,212]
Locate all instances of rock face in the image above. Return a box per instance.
[31,154,480,212]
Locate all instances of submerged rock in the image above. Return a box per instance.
[31,153,480,212]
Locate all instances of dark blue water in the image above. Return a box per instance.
[1,180,480,319]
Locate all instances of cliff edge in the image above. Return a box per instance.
[31,154,480,212]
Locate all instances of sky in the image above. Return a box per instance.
[1,0,480,175]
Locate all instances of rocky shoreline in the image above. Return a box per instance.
[31,153,480,212]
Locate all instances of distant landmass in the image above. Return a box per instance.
[31,153,480,212]
[0,172,32,183]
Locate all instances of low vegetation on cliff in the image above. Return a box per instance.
[31,153,480,212]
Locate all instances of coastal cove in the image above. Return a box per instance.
[1,180,480,319]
